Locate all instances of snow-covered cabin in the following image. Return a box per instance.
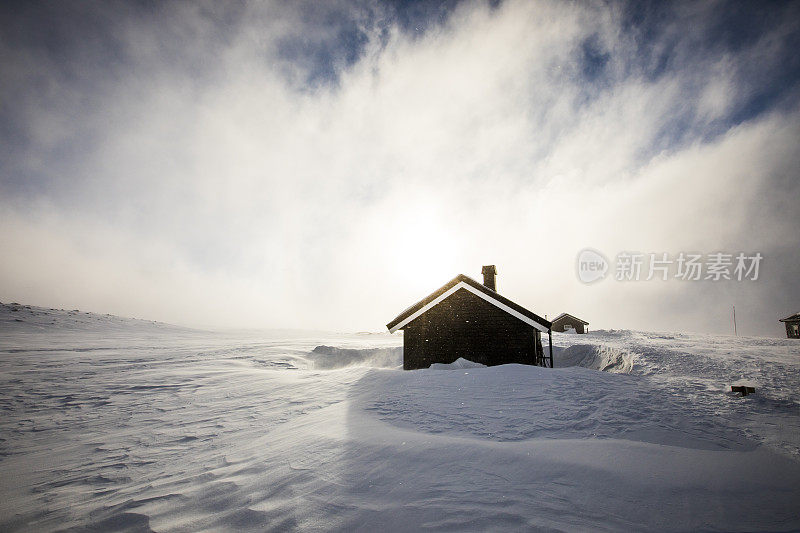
[386,265,553,370]
[779,312,800,338]
[551,313,589,334]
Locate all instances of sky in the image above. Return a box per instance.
[1,0,799,336]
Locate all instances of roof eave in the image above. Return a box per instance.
[553,312,589,325]
[386,274,551,333]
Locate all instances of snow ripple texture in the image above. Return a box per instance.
[1,303,800,532]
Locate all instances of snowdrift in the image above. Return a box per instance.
[2,310,800,532]
[553,343,635,373]
[309,343,634,373]
[308,345,402,369]
[429,357,486,369]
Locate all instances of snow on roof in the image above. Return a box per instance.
[386,274,551,333]
[552,312,589,325]
[780,312,800,322]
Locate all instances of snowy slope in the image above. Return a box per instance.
[0,302,194,334]
[1,306,799,531]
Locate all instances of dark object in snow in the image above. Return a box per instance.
[732,385,756,396]
[387,266,553,370]
[779,312,800,338]
[551,313,589,334]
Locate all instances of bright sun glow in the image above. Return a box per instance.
[386,204,460,292]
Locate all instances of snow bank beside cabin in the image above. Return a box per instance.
[309,343,633,373]
[308,345,402,369]
[358,363,751,447]
[553,343,635,373]
[429,357,486,369]
[340,367,800,531]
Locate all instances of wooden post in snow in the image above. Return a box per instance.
[548,328,553,368]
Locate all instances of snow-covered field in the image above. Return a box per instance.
[1,302,799,532]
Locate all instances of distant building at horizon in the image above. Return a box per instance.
[779,313,800,338]
[386,265,553,370]
[551,313,589,334]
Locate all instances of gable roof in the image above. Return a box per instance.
[386,274,551,334]
[551,312,589,325]
[780,312,800,322]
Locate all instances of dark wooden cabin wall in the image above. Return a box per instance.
[402,288,539,370]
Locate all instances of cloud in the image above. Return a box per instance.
[1,0,798,334]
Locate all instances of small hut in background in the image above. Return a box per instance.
[780,313,800,338]
[551,313,589,334]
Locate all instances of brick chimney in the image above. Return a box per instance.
[481,265,497,292]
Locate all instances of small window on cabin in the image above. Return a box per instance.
[564,324,573,330]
